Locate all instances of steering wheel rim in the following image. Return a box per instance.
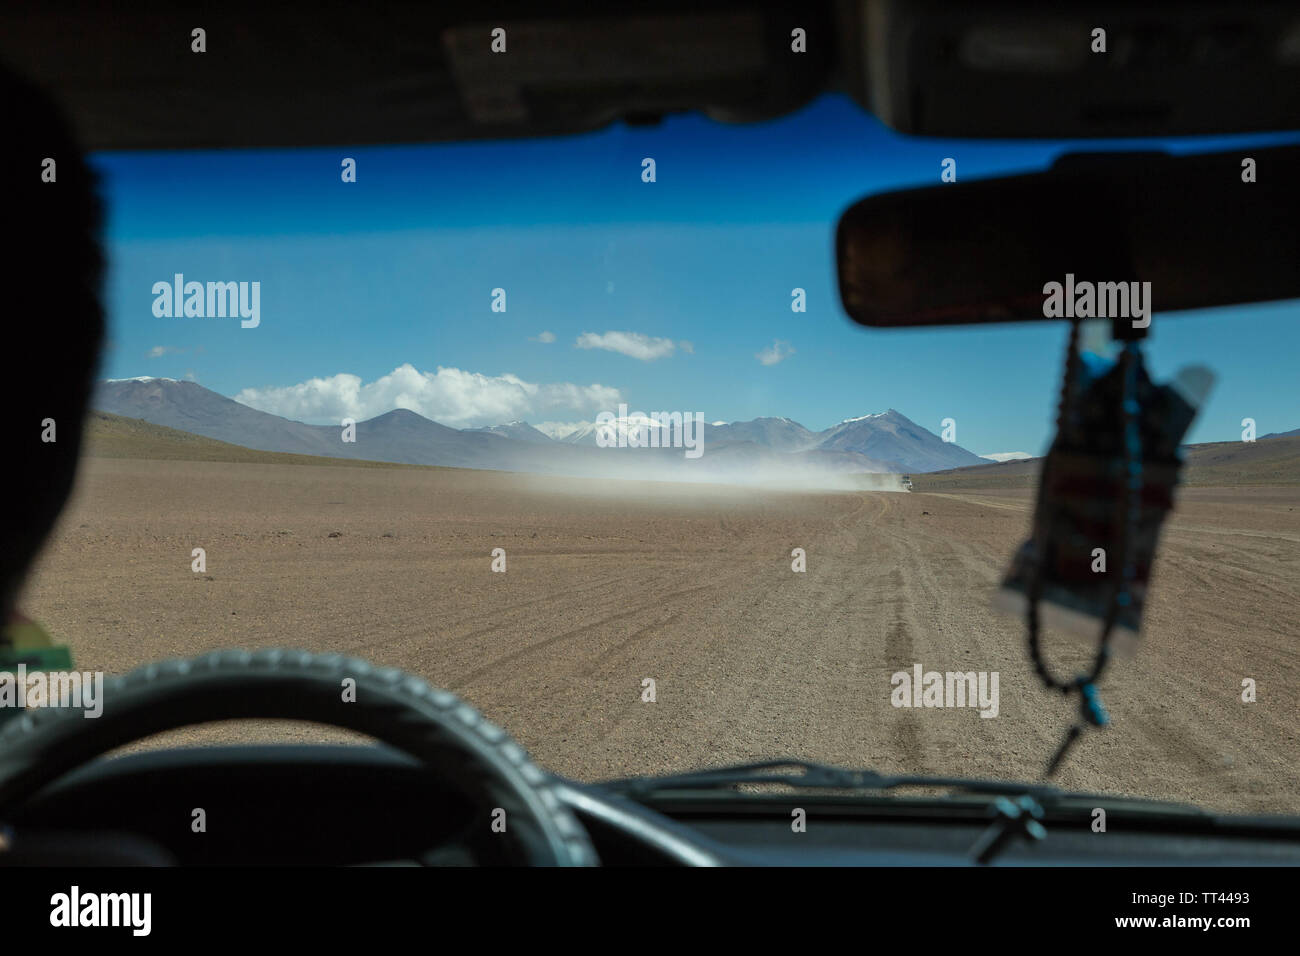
[0,648,597,866]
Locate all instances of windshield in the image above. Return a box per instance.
[22,92,1299,816]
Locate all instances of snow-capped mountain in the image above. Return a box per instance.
[814,409,987,473]
[547,415,686,447]
[467,421,555,444]
[94,379,987,479]
[982,451,1033,462]
[707,416,817,453]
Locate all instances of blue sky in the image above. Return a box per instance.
[92,93,1299,456]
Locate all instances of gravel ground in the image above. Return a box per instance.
[19,458,1300,815]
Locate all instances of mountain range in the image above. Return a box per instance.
[94,378,989,484]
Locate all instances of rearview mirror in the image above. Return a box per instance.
[835,145,1300,328]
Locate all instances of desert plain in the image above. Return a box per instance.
[17,422,1300,816]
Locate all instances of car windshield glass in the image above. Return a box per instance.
[24,92,1299,816]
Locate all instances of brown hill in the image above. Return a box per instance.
[913,436,1300,491]
[1180,435,1300,485]
[83,411,418,470]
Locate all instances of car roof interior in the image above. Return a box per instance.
[3,0,1299,152]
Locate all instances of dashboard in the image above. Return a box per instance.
[6,745,1299,866]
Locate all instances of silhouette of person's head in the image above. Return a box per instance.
[2,63,105,621]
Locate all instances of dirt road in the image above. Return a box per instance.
[20,459,1300,814]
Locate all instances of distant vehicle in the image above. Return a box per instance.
[901,475,913,491]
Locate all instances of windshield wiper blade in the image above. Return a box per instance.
[601,759,1065,801]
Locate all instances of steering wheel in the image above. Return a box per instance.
[0,649,598,866]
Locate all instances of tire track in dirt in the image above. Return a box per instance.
[27,459,1299,812]
[875,493,1055,777]
[542,492,897,775]
[446,578,735,691]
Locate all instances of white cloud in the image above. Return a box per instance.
[575,330,678,361]
[531,331,556,343]
[756,340,795,366]
[234,364,622,428]
[147,344,204,359]
[981,452,1033,462]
